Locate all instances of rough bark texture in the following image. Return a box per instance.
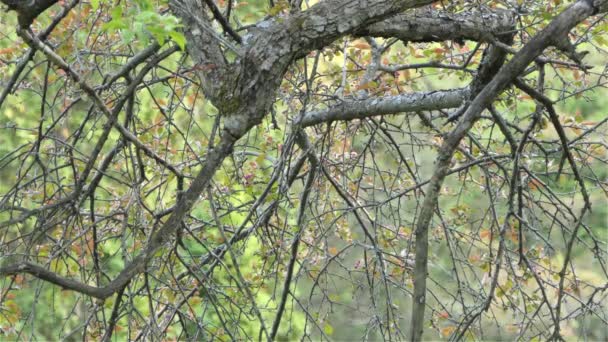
[299,88,468,127]
[357,7,515,43]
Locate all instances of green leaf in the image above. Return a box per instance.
[102,7,127,31]
[169,31,187,50]
[323,323,334,336]
[504,279,513,291]
[122,30,135,45]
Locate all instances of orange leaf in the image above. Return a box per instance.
[441,326,456,337]
[0,48,15,55]
[528,178,542,190]
[479,229,491,239]
[353,42,371,50]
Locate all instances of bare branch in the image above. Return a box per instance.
[298,89,468,127]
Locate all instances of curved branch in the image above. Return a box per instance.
[0,262,111,299]
[356,7,515,43]
[513,78,591,209]
[286,0,438,55]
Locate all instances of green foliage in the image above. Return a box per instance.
[101,0,186,49]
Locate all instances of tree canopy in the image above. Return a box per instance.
[0,0,607,340]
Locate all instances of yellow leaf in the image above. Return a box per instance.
[356,81,378,90]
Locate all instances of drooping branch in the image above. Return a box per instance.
[409,1,608,340]
[513,78,591,210]
[0,262,113,299]
[269,132,318,340]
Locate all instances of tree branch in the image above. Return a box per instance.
[298,88,468,127]
[0,0,60,27]
[201,0,242,43]
[356,7,514,43]
[513,78,591,210]
[169,0,230,101]
[0,262,112,299]
[409,1,607,340]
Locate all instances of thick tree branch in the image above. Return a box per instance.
[298,88,467,127]
[169,0,230,101]
[286,0,437,55]
[218,0,438,136]
[356,7,514,43]
[0,0,60,27]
